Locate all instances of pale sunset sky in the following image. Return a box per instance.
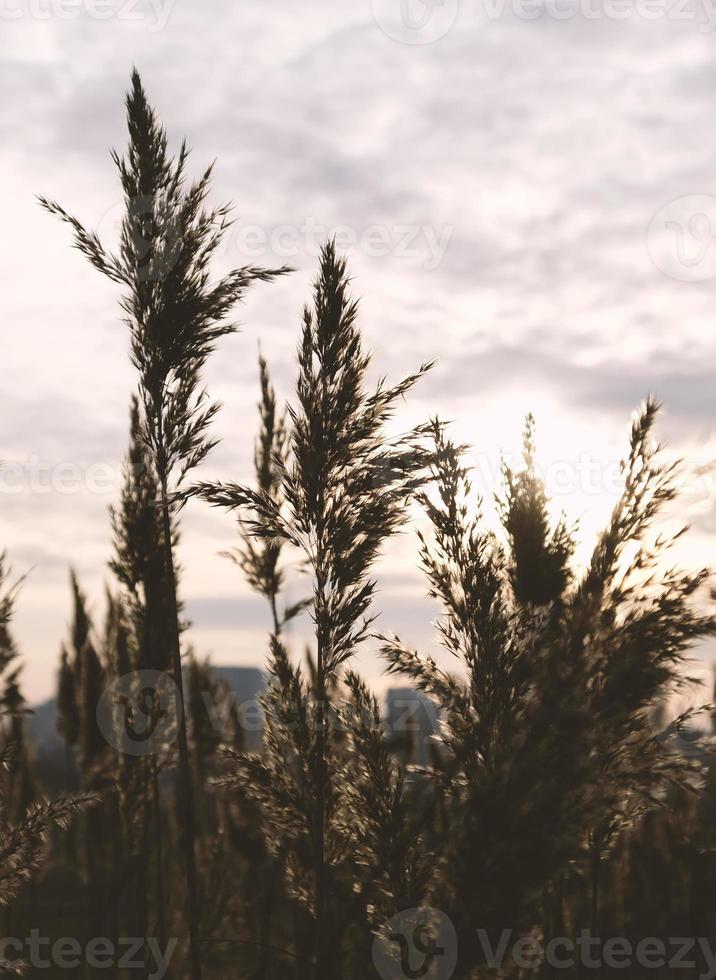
[2,0,716,702]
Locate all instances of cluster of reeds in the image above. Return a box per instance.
[0,556,94,974]
[2,70,711,980]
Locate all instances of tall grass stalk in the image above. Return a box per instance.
[192,241,432,979]
[40,70,289,979]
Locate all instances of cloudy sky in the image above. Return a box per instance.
[3,0,716,703]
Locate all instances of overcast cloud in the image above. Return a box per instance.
[2,0,716,701]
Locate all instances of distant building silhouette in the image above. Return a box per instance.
[210,666,265,750]
[384,686,439,765]
[26,665,268,787]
